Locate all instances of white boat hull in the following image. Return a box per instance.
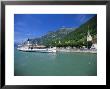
[17,47,56,53]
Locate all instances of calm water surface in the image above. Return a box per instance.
[14,49,97,76]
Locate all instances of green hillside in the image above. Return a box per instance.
[30,27,75,46]
[29,15,97,48]
[48,15,97,47]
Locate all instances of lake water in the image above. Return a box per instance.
[14,49,97,76]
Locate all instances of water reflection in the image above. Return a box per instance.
[47,53,57,60]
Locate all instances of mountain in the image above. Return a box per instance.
[30,27,76,46]
[25,15,97,48]
[64,15,97,41]
[60,15,97,47]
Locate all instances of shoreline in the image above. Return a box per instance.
[15,47,97,54]
[56,48,97,53]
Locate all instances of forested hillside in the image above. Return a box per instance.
[27,15,97,48]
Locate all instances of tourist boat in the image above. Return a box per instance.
[17,46,56,53]
[17,39,56,53]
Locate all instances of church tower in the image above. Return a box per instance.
[87,30,92,42]
[87,26,92,49]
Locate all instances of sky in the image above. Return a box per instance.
[14,14,96,43]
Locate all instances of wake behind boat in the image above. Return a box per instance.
[17,39,56,53]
